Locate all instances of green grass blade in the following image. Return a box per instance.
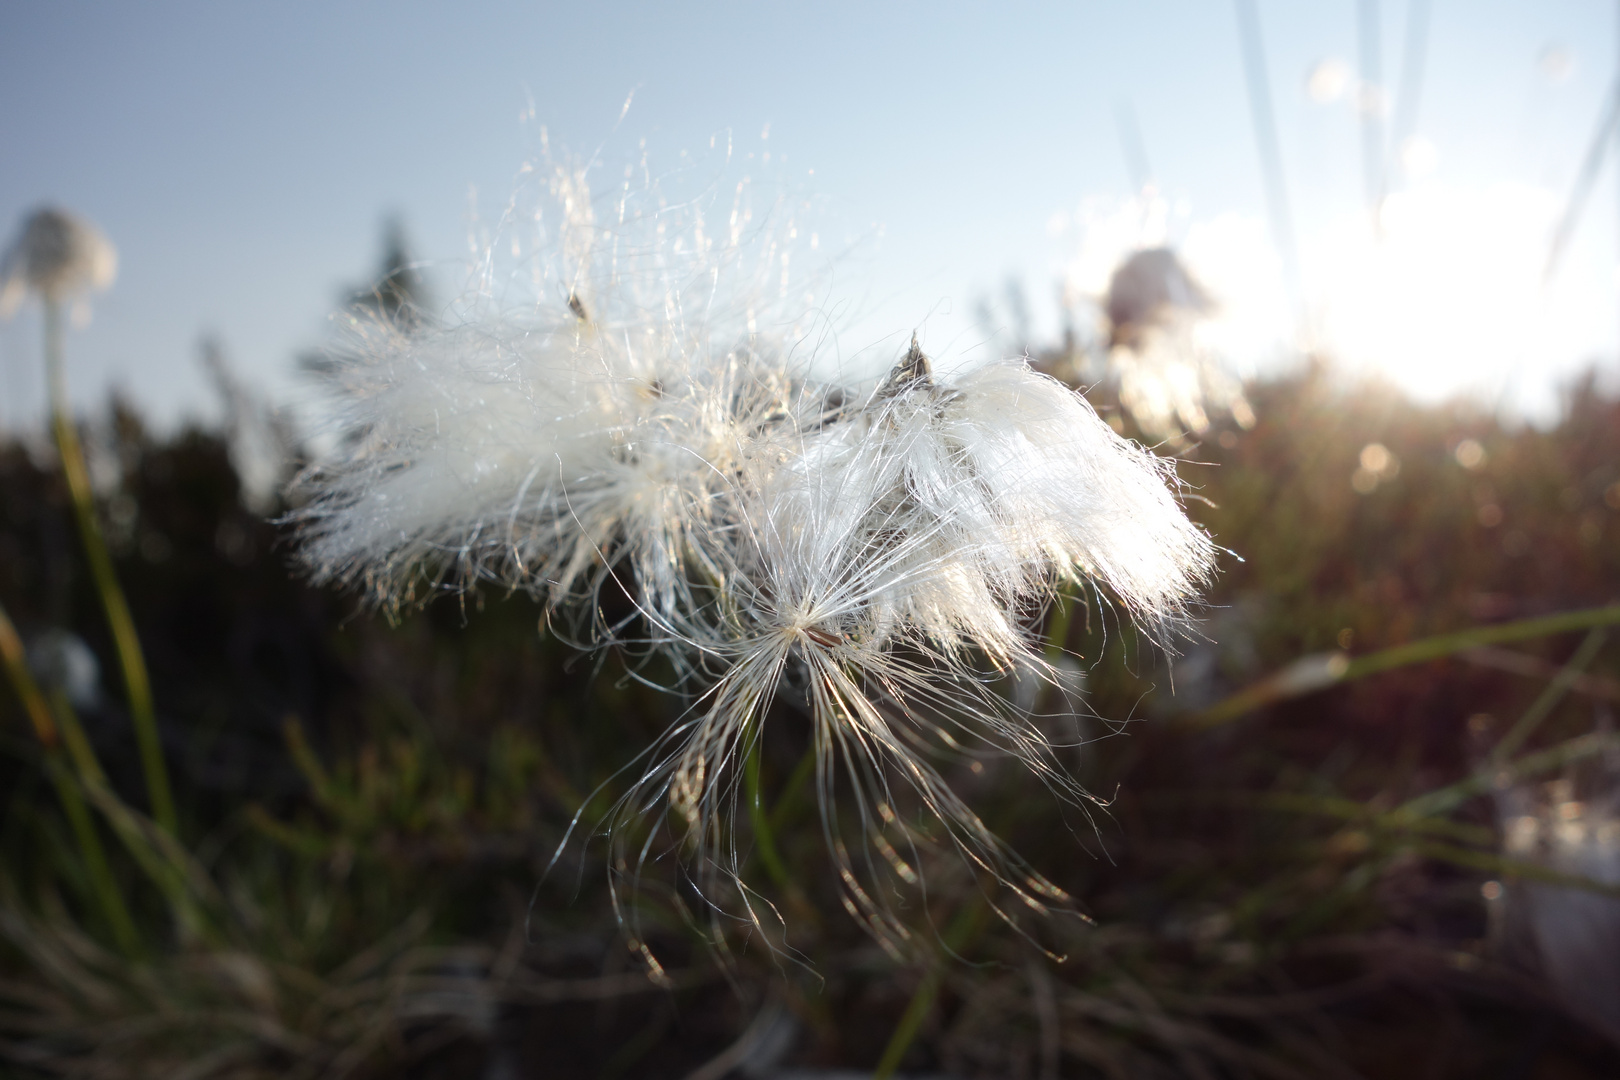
[44,299,177,836]
[1187,603,1620,728]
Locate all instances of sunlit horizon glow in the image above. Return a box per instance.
[1307,182,1565,406]
[1049,174,1616,422]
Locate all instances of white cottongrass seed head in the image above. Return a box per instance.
[0,207,118,317]
[1104,246,1256,442]
[291,153,1218,964]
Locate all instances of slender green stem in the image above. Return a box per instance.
[767,741,817,834]
[1490,627,1608,764]
[0,598,61,750]
[745,734,793,893]
[1198,789,1495,845]
[873,967,942,1080]
[51,692,213,943]
[1042,594,1073,667]
[1342,605,1620,681]
[872,898,989,1080]
[0,600,140,954]
[869,602,1074,1080]
[1397,730,1620,820]
[44,298,176,835]
[43,754,141,954]
[1412,839,1620,897]
[1188,603,1620,728]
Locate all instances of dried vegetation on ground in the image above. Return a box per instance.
[3,362,1620,1078]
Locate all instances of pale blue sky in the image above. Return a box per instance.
[3,1,1616,428]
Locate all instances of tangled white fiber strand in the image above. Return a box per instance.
[291,152,1218,967]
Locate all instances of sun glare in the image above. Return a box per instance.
[1060,195,1289,371]
[1309,183,1560,403]
[1055,180,1593,414]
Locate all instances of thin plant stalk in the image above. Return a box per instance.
[1489,627,1608,764]
[767,744,818,835]
[872,898,990,1080]
[744,735,793,894]
[870,597,1081,1079]
[1399,729,1620,821]
[1409,839,1620,898]
[0,599,140,954]
[50,690,215,944]
[0,602,62,750]
[1042,595,1074,668]
[1228,737,1620,898]
[1188,602,1620,728]
[873,967,943,1080]
[1343,606,1620,682]
[44,297,176,834]
[745,737,821,927]
[1248,731,1620,845]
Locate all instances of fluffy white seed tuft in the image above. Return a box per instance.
[292,158,1218,959]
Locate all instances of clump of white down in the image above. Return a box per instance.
[293,159,1217,958]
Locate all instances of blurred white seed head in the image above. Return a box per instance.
[27,629,102,710]
[1105,248,1212,350]
[1102,247,1255,443]
[0,207,118,317]
[1056,200,1266,444]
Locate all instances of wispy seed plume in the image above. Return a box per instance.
[291,154,1217,959]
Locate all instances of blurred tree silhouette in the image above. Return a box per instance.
[300,218,433,380]
[348,216,432,328]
